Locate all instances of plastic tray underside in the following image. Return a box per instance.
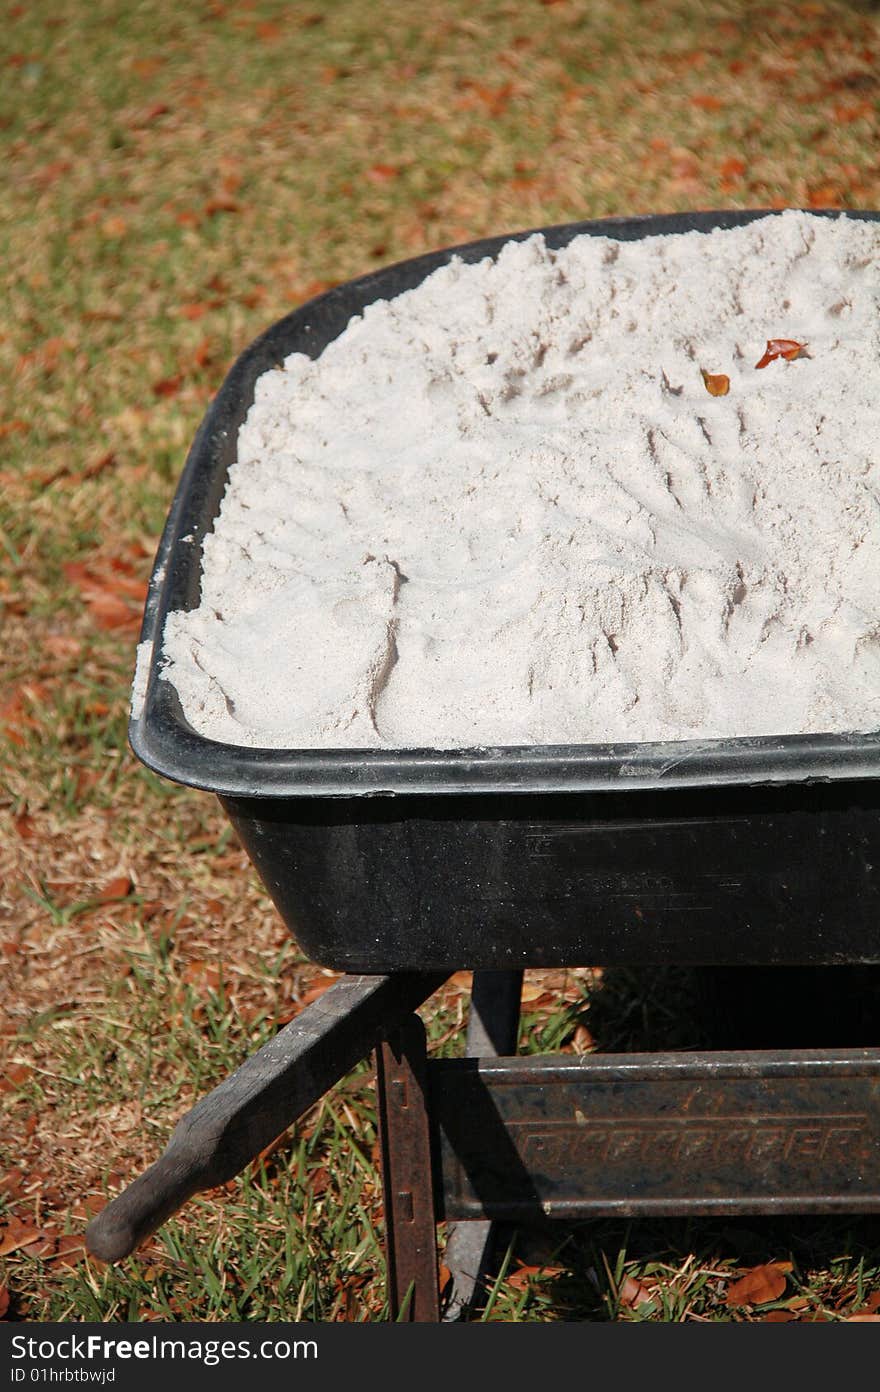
[130,208,880,801]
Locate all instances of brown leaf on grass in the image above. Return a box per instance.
[0,1217,44,1256]
[1,684,46,743]
[130,57,163,78]
[20,1231,58,1258]
[152,373,183,398]
[762,1309,798,1322]
[833,101,873,123]
[16,336,68,377]
[40,448,115,489]
[755,339,807,369]
[0,1171,25,1199]
[182,960,221,989]
[0,418,29,438]
[193,338,213,369]
[846,1312,880,1322]
[506,1262,565,1291]
[366,163,399,184]
[454,80,515,116]
[691,93,723,110]
[69,1195,104,1224]
[247,1127,290,1172]
[82,450,116,482]
[571,1023,594,1053]
[0,1286,9,1319]
[86,590,142,631]
[720,156,746,181]
[15,813,36,838]
[807,185,844,208]
[701,369,730,396]
[98,875,134,902]
[52,1238,86,1268]
[138,102,170,125]
[3,1064,32,1088]
[204,197,239,217]
[726,1261,793,1307]
[520,981,549,1002]
[296,975,340,1009]
[35,159,73,187]
[619,1274,654,1308]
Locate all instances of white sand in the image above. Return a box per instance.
[153,211,880,749]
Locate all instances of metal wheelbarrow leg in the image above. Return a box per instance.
[85,971,448,1267]
[442,970,523,1320]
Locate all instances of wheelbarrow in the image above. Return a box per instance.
[86,209,880,1320]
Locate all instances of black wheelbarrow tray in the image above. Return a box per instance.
[86,210,880,1282]
[130,207,880,976]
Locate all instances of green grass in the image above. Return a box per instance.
[2,0,880,1324]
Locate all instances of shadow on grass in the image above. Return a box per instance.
[488,1209,880,1321]
[583,962,880,1053]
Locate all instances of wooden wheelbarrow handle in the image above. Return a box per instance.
[86,971,448,1262]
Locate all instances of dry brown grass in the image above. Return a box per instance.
[2,0,880,1322]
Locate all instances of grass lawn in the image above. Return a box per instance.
[2,0,880,1322]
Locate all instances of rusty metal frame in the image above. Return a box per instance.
[431,1048,880,1220]
[375,1016,441,1321]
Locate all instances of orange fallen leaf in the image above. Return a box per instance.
[366,163,399,184]
[0,1218,43,1257]
[52,1238,86,1269]
[296,975,340,1008]
[20,1232,57,1259]
[0,1285,9,1318]
[507,1263,564,1291]
[726,1260,793,1307]
[82,590,143,631]
[807,185,843,208]
[152,373,183,398]
[520,981,548,1002]
[754,339,807,369]
[182,960,221,988]
[701,368,730,396]
[845,1312,880,1322]
[98,875,134,902]
[0,1171,25,1200]
[833,101,873,124]
[691,93,723,110]
[619,1274,654,1309]
[131,57,163,78]
[719,156,746,180]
